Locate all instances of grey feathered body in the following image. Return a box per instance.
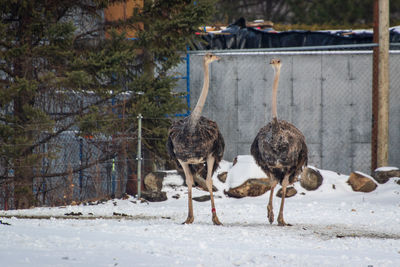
[251,118,308,185]
[167,116,225,176]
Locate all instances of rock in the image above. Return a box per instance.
[193,195,211,202]
[225,178,271,198]
[0,220,11,226]
[140,191,167,202]
[217,172,228,183]
[179,166,218,192]
[113,212,128,217]
[300,167,323,191]
[347,172,377,193]
[276,187,297,198]
[144,172,167,192]
[193,173,218,192]
[64,212,83,216]
[232,156,238,166]
[373,168,400,184]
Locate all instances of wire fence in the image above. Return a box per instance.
[1,44,400,210]
[186,44,400,174]
[0,114,172,210]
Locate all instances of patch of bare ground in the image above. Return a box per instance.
[295,224,400,240]
[0,214,164,221]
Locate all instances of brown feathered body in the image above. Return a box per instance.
[251,117,308,185]
[167,116,225,176]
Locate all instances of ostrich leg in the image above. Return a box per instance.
[267,179,278,224]
[277,175,292,226]
[206,155,222,225]
[179,160,194,224]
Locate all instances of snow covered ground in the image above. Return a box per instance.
[1,157,399,267]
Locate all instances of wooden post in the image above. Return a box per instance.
[372,0,379,172]
[377,0,390,167]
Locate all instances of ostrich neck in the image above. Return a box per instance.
[190,61,210,130]
[271,67,280,119]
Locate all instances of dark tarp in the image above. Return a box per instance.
[193,19,400,50]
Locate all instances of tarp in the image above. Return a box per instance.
[193,19,400,50]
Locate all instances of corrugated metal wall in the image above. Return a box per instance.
[183,50,400,174]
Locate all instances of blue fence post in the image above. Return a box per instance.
[79,138,83,192]
[173,51,191,117]
[185,51,191,116]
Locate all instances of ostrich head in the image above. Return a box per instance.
[270,58,282,71]
[204,53,220,64]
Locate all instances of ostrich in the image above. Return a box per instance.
[251,58,308,226]
[167,53,224,225]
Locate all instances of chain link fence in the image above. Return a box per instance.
[187,45,400,175]
[0,115,166,210]
[1,44,399,210]
[388,44,400,169]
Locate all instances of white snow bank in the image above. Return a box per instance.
[162,171,184,187]
[226,155,266,188]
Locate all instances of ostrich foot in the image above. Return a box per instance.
[267,206,274,224]
[277,216,292,227]
[182,216,194,224]
[212,214,223,225]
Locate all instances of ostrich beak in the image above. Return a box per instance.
[270,58,281,64]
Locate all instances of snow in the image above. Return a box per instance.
[375,166,399,172]
[391,25,400,33]
[227,155,265,188]
[321,25,400,34]
[354,171,375,180]
[1,156,400,267]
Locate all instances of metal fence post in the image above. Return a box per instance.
[137,113,143,199]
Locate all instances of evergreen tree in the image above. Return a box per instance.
[214,0,400,27]
[286,0,374,26]
[214,0,290,23]
[126,0,215,162]
[0,0,214,208]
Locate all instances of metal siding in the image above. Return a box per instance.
[184,51,400,173]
